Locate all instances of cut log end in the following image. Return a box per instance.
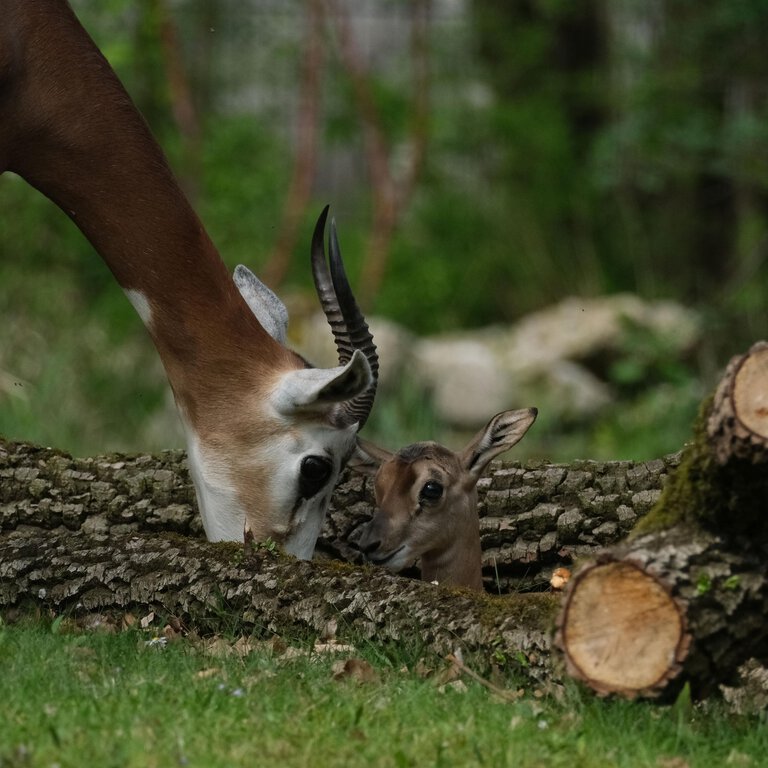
[555,559,690,698]
[708,341,768,464]
[732,343,768,439]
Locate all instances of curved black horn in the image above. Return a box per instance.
[310,206,379,429]
[311,206,355,365]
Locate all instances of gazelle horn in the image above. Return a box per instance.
[311,205,379,429]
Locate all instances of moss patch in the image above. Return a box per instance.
[475,590,561,630]
[633,396,768,540]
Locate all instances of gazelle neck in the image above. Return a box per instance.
[1,0,288,410]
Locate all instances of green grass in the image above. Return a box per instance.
[0,618,765,768]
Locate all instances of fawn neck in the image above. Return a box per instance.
[420,511,484,592]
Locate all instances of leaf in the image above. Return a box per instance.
[672,681,692,720]
[139,611,155,629]
[313,640,357,655]
[121,612,137,630]
[195,668,222,680]
[331,658,379,684]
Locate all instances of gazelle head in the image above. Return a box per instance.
[182,207,378,559]
[351,408,537,590]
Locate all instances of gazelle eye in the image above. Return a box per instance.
[419,480,443,503]
[299,456,332,499]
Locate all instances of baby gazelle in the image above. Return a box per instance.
[352,408,537,591]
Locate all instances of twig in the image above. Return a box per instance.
[445,650,523,703]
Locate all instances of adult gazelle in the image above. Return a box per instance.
[0,0,377,558]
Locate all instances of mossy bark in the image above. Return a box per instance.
[556,342,768,699]
[1,437,678,592]
[556,524,768,698]
[4,345,766,694]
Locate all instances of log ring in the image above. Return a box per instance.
[555,559,690,698]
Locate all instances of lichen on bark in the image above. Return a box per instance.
[2,436,679,591]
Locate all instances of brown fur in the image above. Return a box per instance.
[355,409,538,591]
[0,1,293,408]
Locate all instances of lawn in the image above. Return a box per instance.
[0,617,764,768]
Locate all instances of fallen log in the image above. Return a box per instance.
[0,526,559,678]
[0,438,678,591]
[556,341,768,698]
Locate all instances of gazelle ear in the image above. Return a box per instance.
[348,438,394,476]
[233,264,289,343]
[273,349,372,416]
[460,408,538,481]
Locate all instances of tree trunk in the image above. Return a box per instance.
[262,0,324,288]
[0,437,678,591]
[0,526,559,678]
[0,434,678,675]
[556,342,768,699]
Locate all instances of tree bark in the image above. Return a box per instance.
[707,340,768,465]
[3,346,766,695]
[0,435,678,674]
[0,437,679,591]
[0,526,559,678]
[0,440,202,538]
[556,342,768,699]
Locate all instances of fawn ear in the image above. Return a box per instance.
[348,438,394,477]
[460,408,538,481]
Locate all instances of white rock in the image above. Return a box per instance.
[413,337,509,427]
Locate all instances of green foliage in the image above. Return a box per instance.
[198,116,290,272]
[696,573,713,596]
[363,376,444,450]
[0,180,173,454]
[2,1,767,459]
[469,0,768,349]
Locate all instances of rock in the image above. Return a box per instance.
[520,360,612,420]
[410,294,699,427]
[500,294,700,372]
[284,292,700,430]
[412,337,508,427]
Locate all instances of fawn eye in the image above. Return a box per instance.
[419,480,443,503]
[299,456,332,498]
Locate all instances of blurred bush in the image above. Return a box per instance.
[1,0,766,460]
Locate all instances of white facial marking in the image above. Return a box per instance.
[282,509,326,560]
[373,544,418,573]
[179,404,356,558]
[181,420,247,542]
[268,420,358,560]
[124,289,153,327]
